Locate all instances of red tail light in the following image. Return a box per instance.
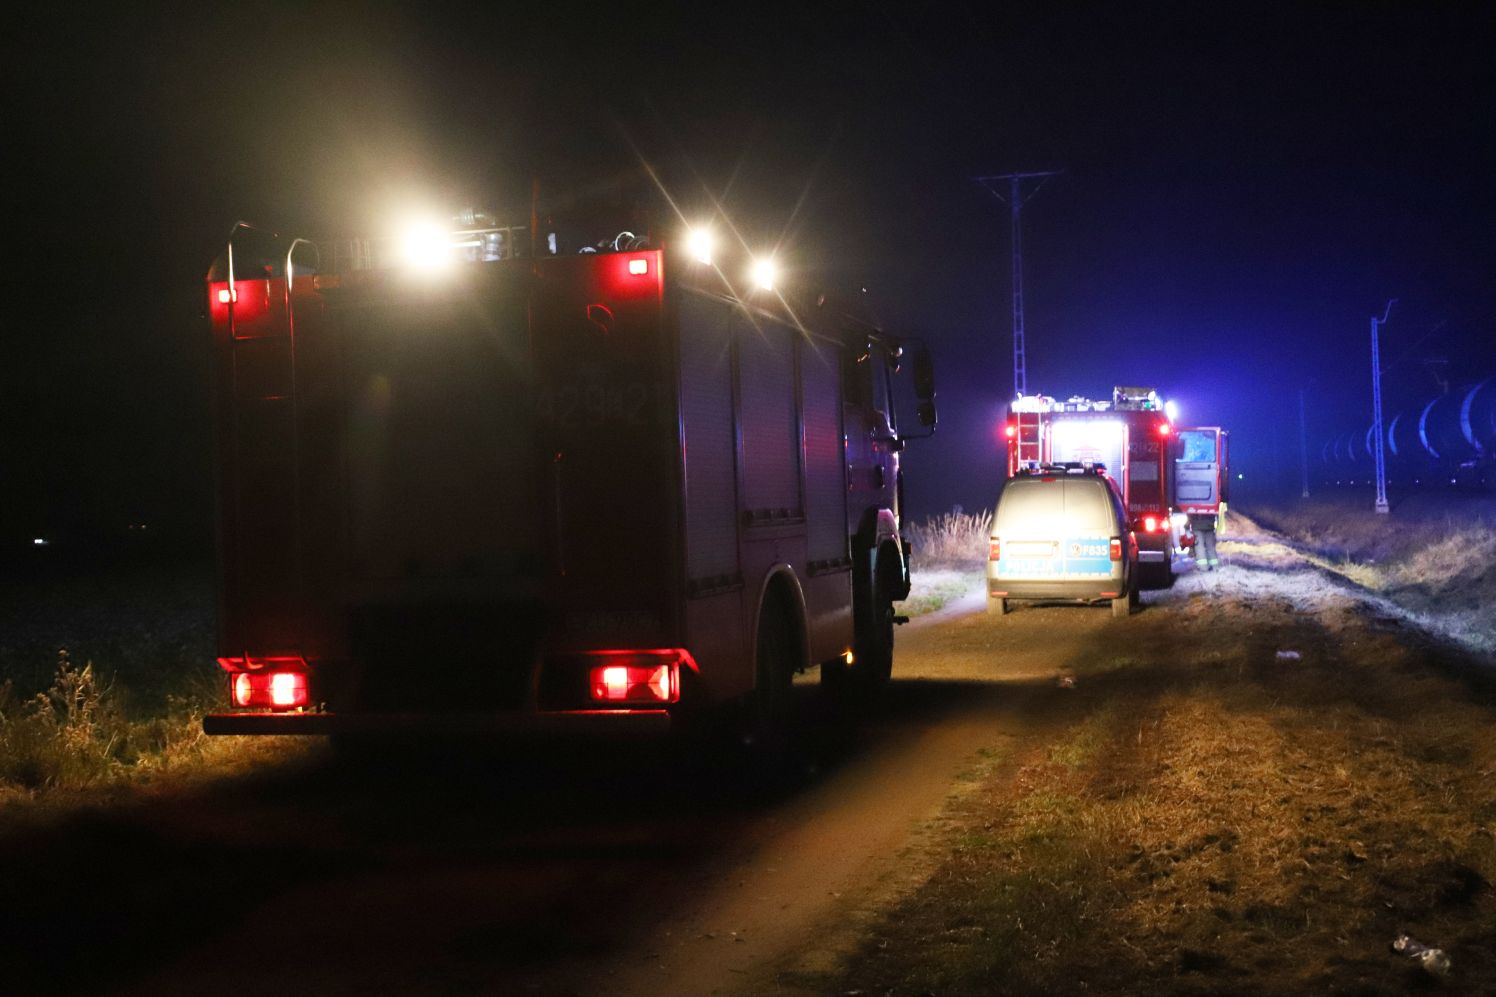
[1109,538,1122,561]
[1157,422,1172,436]
[585,649,693,705]
[1004,423,1017,439]
[231,670,309,710]
[989,538,1001,561]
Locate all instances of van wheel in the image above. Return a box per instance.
[1129,585,1141,609]
[987,596,1010,616]
[1111,594,1132,618]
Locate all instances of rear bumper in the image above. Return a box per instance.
[988,577,1122,601]
[203,709,673,737]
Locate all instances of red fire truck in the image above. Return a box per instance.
[201,217,936,741]
[1003,387,1188,588]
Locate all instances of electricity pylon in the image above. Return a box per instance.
[975,170,1061,398]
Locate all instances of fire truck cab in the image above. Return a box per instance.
[201,216,935,740]
[1004,386,1188,588]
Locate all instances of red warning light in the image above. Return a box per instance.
[1004,423,1017,439]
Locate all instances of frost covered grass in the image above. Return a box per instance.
[1244,495,1496,655]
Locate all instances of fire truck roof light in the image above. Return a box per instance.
[1164,399,1179,421]
[751,257,777,291]
[686,227,715,265]
[401,223,452,270]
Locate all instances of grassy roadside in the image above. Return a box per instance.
[899,510,990,617]
[0,566,306,811]
[834,523,1496,994]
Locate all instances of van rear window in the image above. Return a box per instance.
[995,479,1117,536]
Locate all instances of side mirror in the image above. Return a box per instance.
[917,400,937,429]
[913,348,935,401]
[885,343,904,374]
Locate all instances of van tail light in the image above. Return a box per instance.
[1109,538,1122,561]
[586,649,694,705]
[989,538,1001,561]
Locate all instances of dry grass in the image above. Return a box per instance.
[906,509,993,572]
[0,648,279,808]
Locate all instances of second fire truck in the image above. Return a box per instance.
[1004,387,1189,588]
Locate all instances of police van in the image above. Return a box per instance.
[987,463,1139,619]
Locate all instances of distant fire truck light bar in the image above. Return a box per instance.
[586,649,695,704]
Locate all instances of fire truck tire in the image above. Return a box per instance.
[860,546,899,690]
[747,591,797,760]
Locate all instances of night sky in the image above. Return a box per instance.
[6,3,1494,554]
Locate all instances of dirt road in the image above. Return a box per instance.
[0,594,1099,996]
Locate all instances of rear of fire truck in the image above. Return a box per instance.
[203,220,672,734]
[201,212,934,738]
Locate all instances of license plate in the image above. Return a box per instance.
[1007,541,1054,557]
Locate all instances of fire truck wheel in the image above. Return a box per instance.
[747,592,797,760]
[859,547,899,690]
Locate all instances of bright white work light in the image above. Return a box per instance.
[751,257,777,291]
[1164,399,1179,422]
[686,227,715,265]
[401,223,452,270]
